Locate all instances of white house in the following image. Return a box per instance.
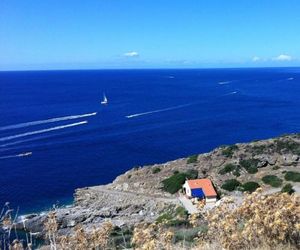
[183,178,217,203]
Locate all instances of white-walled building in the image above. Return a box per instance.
[183,178,217,203]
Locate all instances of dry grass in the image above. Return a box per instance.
[1,191,299,249]
[201,189,300,250]
[131,191,299,250]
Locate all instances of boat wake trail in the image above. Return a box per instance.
[0,112,96,131]
[0,152,32,160]
[218,80,233,85]
[223,91,238,96]
[126,103,193,118]
[0,121,88,142]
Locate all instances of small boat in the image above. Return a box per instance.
[101,93,108,105]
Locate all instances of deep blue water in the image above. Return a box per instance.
[0,68,300,213]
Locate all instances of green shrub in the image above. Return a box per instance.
[152,167,161,174]
[233,169,241,177]
[156,209,188,227]
[221,179,241,191]
[173,170,179,174]
[219,163,237,175]
[241,182,260,193]
[174,226,208,243]
[284,171,300,182]
[272,166,280,170]
[275,140,300,154]
[262,175,283,187]
[239,159,259,174]
[156,213,173,223]
[251,145,267,155]
[109,226,133,249]
[222,145,238,158]
[161,170,198,194]
[185,169,198,179]
[175,206,188,218]
[281,184,295,194]
[187,154,198,164]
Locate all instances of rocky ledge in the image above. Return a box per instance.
[16,133,300,237]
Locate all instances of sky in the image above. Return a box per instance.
[0,0,300,70]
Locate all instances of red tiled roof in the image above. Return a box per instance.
[187,179,217,197]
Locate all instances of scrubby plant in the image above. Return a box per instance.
[131,223,174,249]
[239,159,259,174]
[218,163,238,175]
[281,184,295,195]
[241,181,260,193]
[275,139,300,154]
[221,179,241,191]
[262,175,283,187]
[174,226,207,243]
[232,169,241,177]
[109,226,133,249]
[284,171,300,182]
[187,154,198,164]
[251,144,267,155]
[161,170,198,194]
[152,167,161,174]
[202,190,300,249]
[221,145,238,158]
[57,221,114,249]
[0,202,34,249]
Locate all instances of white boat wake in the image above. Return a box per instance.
[126,103,193,118]
[0,112,96,131]
[0,152,32,160]
[218,80,233,85]
[0,121,88,142]
[223,91,238,96]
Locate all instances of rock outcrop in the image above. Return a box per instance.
[15,133,300,237]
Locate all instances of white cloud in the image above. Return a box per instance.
[252,56,260,62]
[273,54,292,61]
[123,51,139,57]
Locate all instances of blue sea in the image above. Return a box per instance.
[1,68,300,213]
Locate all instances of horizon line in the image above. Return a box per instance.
[1,65,300,73]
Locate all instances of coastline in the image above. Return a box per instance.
[16,133,300,238]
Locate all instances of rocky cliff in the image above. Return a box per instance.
[17,133,300,237]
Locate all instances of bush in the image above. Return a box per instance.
[239,159,259,174]
[262,175,283,187]
[174,226,208,243]
[156,213,174,223]
[205,191,300,249]
[241,182,260,193]
[284,171,300,182]
[187,154,198,164]
[251,145,267,155]
[221,179,241,191]
[175,206,188,218]
[218,163,237,175]
[281,184,295,194]
[152,167,161,174]
[221,145,238,158]
[275,140,300,154]
[161,170,198,194]
[232,169,241,177]
[185,169,198,179]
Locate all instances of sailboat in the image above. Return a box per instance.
[101,93,108,105]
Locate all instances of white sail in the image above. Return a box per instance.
[101,93,108,104]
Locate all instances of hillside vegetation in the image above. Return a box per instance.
[1,133,300,249]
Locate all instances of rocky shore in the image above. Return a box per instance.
[17,133,300,237]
